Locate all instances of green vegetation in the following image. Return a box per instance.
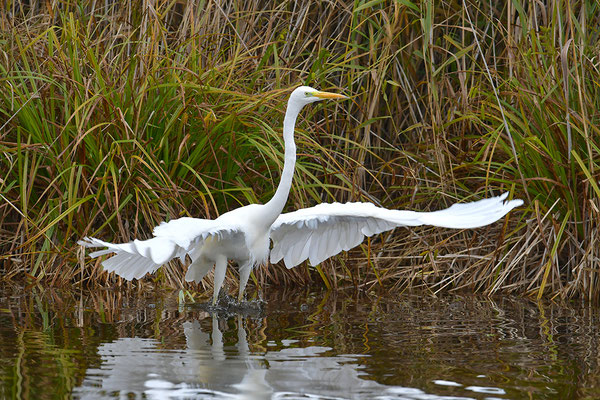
[0,1,598,300]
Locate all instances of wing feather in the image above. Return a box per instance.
[338,220,349,251]
[298,234,314,266]
[289,232,308,267]
[270,193,523,269]
[78,217,242,281]
[316,226,334,266]
[308,231,322,266]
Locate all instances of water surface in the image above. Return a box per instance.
[1,286,599,399]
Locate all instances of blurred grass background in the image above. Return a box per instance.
[0,0,598,300]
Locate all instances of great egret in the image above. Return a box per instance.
[79,86,523,304]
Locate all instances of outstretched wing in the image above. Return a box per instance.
[269,193,523,269]
[78,217,241,281]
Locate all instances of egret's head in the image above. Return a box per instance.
[289,86,347,106]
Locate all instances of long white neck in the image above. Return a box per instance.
[263,99,303,223]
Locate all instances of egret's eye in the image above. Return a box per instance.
[304,92,314,97]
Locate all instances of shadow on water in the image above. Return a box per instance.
[2,286,600,399]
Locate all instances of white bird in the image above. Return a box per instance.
[79,86,523,304]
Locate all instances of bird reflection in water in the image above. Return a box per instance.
[74,310,384,399]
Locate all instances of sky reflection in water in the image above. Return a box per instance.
[1,287,600,399]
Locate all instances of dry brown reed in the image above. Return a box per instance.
[0,1,598,300]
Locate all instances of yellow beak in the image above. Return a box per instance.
[313,91,347,99]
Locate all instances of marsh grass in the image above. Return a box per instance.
[0,1,598,300]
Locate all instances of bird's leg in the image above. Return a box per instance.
[212,255,228,305]
[238,263,252,302]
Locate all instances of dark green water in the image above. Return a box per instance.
[1,286,599,399]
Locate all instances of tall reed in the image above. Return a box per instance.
[0,1,598,300]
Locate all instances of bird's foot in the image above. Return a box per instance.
[202,291,265,317]
[216,291,238,308]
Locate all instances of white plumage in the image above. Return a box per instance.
[79,86,523,303]
[269,193,523,269]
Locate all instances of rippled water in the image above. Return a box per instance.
[1,287,600,399]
